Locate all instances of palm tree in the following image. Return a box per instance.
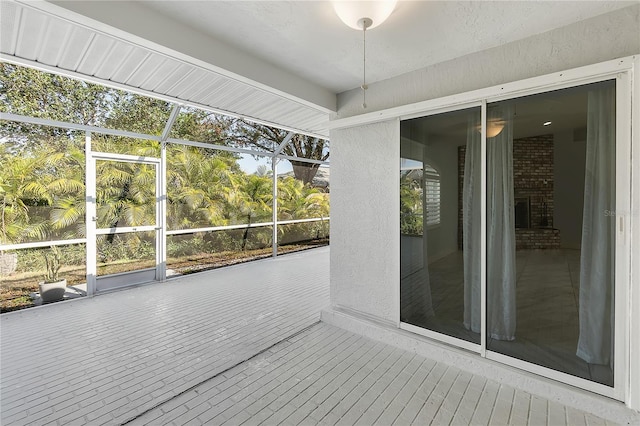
[228,173,272,250]
[0,140,85,244]
[166,145,236,230]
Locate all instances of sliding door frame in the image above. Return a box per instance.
[391,61,634,401]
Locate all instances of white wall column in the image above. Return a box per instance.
[330,119,400,324]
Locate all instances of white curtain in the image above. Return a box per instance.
[464,107,517,340]
[577,83,615,365]
[463,117,482,333]
[486,106,516,341]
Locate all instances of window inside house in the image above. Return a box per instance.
[424,164,441,227]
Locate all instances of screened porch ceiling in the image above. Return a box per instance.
[1,1,634,138]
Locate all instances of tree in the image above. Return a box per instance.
[222,118,329,185]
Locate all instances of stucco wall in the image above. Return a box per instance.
[330,120,399,324]
[328,5,640,410]
[335,5,640,117]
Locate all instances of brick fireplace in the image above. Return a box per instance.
[458,134,560,250]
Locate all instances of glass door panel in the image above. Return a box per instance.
[400,107,481,345]
[486,80,616,386]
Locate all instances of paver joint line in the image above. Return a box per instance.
[118,321,321,426]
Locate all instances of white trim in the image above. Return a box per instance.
[480,101,487,358]
[274,132,295,156]
[276,154,330,166]
[159,141,168,281]
[165,137,274,158]
[0,112,162,141]
[486,351,617,399]
[91,152,160,164]
[85,132,97,296]
[96,226,157,235]
[165,218,330,237]
[329,56,637,131]
[162,105,182,141]
[615,70,633,403]
[0,238,86,251]
[0,112,331,167]
[401,101,483,122]
[276,217,330,226]
[155,152,163,281]
[400,322,480,354]
[629,55,640,411]
[166,222,275,236]
[272,156,278,257]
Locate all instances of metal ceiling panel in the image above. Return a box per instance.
[173,69,211,99]
[110,48,149,83]
[37,17,73,66]
[57,26,94,70]
[0,1,329,137]
[0,2,20,55]
[14,8,48,61]
[76,35,116,76]
[154,63,195,94]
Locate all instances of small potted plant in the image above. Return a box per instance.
[39,246,66,303]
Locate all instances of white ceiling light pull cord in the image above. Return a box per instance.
[360,17,372,108]
[333,1,397,110]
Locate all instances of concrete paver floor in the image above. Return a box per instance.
[0,246,614,425]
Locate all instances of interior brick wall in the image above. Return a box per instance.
[457,134,556,250]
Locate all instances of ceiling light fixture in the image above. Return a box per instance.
[333,1,397,109]
[477,119,506,138]
[543,121,552,126]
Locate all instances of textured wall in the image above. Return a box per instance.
[330,120,400,324]
[335,5,640,117]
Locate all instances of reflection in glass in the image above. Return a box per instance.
[486,80,615,386]
[166,227,273,275]
[400,107,481,344]
[0,244,87,313]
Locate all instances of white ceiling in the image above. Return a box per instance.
[1,0,634,136]
[140,1,634,93]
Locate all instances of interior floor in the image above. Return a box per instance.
[401,246,613,386]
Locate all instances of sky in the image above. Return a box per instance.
[237,153,295,175]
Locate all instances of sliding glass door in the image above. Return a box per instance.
[400,78,624,395]
[400,107,481,347]
[486,80,616,386]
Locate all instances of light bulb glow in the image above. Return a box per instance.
[477,119,506,138]
[333,1,397,30]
